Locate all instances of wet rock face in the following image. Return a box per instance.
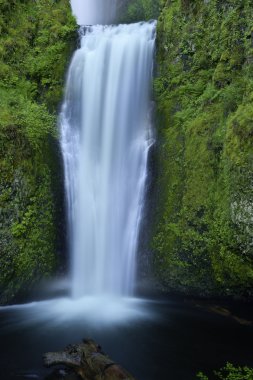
[152,0,253,297]
[0,0,76,305]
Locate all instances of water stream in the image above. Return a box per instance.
[60,22,156,298]
[70,0,118,25]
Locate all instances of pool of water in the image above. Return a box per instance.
[0,296,252,380]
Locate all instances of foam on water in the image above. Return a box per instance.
[0,297,155,329]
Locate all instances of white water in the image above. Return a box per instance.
[0,297,155,327]
[70,0,118,25]
[61,22,156,298]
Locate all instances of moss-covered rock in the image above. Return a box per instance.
[153,0,253,296]
[0,0,77,304]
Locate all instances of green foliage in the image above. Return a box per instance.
[153,0,253,296]
[119,0,161,23]
[0,0,76,304]
[197,363,253,380]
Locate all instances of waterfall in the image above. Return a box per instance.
[60,22,156,298]
[70,0,118,25]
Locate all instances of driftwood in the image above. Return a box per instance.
[43,339,136,380]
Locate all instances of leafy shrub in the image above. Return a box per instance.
[197,363,253,380]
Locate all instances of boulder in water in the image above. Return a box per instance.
[43,339,135,380]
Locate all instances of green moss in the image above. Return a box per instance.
[0,0,76,304]
[119,0,161,23]
[153,0,253,296]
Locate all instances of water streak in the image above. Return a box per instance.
[71,0,118,25]
[60,22,156,298]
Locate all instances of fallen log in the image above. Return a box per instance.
[43,339,136,380]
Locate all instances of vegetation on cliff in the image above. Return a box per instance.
[0,0,76,303]
[119,0,160,23]
[153,0,253,296]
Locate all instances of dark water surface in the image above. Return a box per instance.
[0,297,252,380]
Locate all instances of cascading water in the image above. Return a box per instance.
[60,21,156,299]
[70,0,118,25]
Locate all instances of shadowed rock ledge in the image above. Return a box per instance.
[44,339,135,380]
